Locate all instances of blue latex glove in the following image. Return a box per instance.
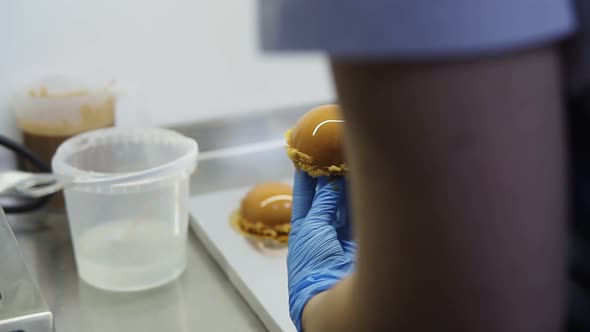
[288,171,356,331]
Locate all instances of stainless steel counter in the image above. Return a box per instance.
[0,209,52,331]
[6,103,316,332]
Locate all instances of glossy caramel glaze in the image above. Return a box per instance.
[286,105,346,176]
[240,182,293,227]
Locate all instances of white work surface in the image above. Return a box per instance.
[189,183,295,332]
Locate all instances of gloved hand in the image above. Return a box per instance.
[287,170,356,331]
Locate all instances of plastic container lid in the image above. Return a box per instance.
[52,127,198,193]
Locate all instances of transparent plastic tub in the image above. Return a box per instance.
[52,127,198,292]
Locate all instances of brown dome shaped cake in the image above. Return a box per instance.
[285,104,346,177]
[231,182,293,244]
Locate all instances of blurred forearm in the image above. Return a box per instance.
[302,48,567,331]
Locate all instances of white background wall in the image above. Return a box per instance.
[0,0,334,167]
[0,0,333,127]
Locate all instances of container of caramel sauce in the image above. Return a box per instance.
[12,77,116,209]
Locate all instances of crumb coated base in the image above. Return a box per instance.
[230,210,290,244]
[285,146,346,177]
[284,128,347,177]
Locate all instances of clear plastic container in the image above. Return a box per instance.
[52,127,198,292]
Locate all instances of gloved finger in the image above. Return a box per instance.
[291,169,318,222]
[307,176,344,222]
[336,206,352,242]
[335,181,353,241]
[341,240,357,261]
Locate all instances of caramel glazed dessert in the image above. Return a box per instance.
[231,182,293,244]
[285,104,347,177]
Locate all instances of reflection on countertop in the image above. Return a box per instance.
[10,212,267,332]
